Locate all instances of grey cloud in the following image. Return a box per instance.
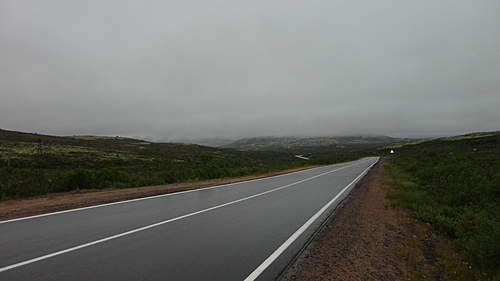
[1,0,499,139]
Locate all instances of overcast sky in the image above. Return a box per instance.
[1,0,499,140]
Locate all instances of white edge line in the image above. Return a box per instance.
[0,160,363,224]
[243,158,378,281]
[0,160,371,273]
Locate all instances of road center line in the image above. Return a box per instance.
[0,160,370,273]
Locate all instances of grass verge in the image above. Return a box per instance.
[384,135,499,281]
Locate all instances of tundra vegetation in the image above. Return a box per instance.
[0,129,360,200]
[382,132,499,280]
[223,135,409,154]
[0,129,297,199]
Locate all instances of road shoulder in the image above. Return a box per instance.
[280,160,444,281]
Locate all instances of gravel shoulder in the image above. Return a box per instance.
[281,160,443,281]
[0,165,319,221]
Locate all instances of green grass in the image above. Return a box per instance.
[384,132,500,279]
[439,132,498,141]
[377,139,429,150]
[0,129,360,200]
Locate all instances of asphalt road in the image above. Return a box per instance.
[0,157,378,281]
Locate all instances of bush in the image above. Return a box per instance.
[65,169,95,190]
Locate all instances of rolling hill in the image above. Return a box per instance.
[0,129,308,199]
[223,136,411,154]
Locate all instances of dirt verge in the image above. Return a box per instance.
[0,165,319,221]
[280,160,443,281]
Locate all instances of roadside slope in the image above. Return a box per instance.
[281,161,442,281]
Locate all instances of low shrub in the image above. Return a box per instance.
[384,133,499,276]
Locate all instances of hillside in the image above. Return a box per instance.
[164,137,236,147]
[382,131,499,278]
[224,136,411,154]
[0,129,308,199]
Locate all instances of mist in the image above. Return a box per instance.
[1,0,499,140]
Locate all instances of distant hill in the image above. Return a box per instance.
[223,136,411,154]
[378,131,500,150]
[163,137,236,147]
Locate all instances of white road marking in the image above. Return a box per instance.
[0,162,356,225]
[0,160,370,273]
[294,155,310,160]
[243,158,378,281]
